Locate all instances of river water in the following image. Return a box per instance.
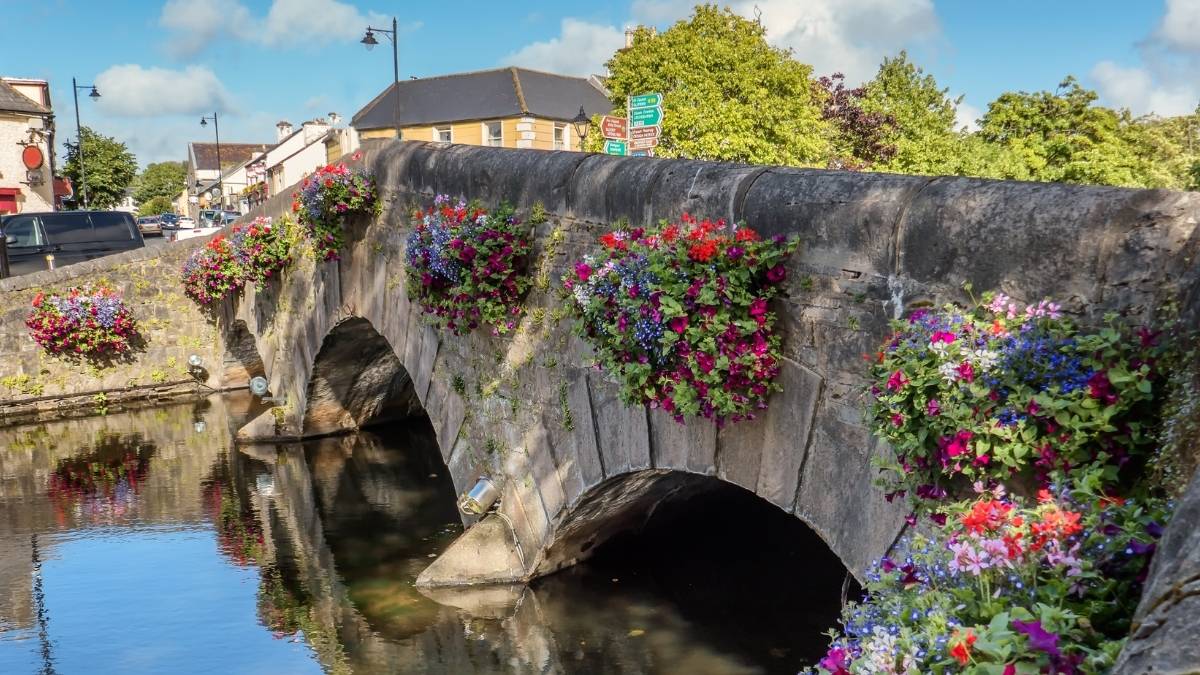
[0,394,846,674]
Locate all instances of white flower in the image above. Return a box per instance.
[939,361,960,384]
[572,285,590,307]
[968,349,999,372]
[930,341,953,358]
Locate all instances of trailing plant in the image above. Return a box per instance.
[231,216,296,287]
[867,293,1167,507]
[26,283,139,357]
[181,233,244,305]
[807,476,1169,675]
[405,195,533,336]
[292,158,379,261]
[565,214,799,426]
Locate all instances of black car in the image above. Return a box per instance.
[1,211,145,278]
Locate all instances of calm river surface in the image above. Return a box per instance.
[0,394,843,674]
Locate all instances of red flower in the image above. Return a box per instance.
[735,227,759,242]
[688,239,719,262]
[32,292,44,308]
[950,629,976,665]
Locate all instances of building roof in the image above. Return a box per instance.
[351,67,613,131]
[0,79,49,115]
[189,142,273,172]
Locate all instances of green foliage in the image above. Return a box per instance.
[865,52,967,176]
[602,4,830,165]
[868,294,1168,506]
[134,161,187,205]
[137,195,175,218]
[61,126,138,209]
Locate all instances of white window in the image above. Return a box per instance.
[435,126,452,143]
[484,121,503,147]
[553,123,568,150]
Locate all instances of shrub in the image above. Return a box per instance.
[807,478,1168,675]
[292,159,379,261]
[565,214,799,426]
[181,233,244,305]
[26,284,139,356]
[867,294,1166,507]
[405,195,533,336]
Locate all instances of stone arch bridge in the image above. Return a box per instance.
[2,139,1198,589]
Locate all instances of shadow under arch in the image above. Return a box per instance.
[302,316,425,438]
[534,468,856,672]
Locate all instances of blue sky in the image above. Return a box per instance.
[2,0,1196,166]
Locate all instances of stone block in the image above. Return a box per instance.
[647,406,716,475]
[586,373,650,477]
[415,515,525,587]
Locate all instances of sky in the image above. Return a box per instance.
[2,0,1198,167]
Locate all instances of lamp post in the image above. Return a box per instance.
[71,77,100,208]
[200,113,223,207]
[361,17,400,139]
[571,106,591,151]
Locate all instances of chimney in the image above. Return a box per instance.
[328,112,341,126]
[275,120,293,141]
[624,27,635,48]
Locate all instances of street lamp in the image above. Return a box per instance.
[71,77,100,208]
[200,113,223,207]
[361,17,400,139]
[571,105,591,150]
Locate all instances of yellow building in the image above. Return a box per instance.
[349,67,610,152]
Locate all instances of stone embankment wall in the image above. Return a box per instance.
[225,140,1199,589]
[0,240,236,424]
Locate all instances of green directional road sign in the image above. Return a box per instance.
[629,92,662,108]
[629,106,662,127]
[603,139,628,156]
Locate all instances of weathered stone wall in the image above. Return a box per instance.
[225,140,1199,586]
[0,239,232,423]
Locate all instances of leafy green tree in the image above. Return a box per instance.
[817,72,896,170]
[61,126,138,209]
[864,52,966,176]
[137,195,175,217]
[602,4,830,165]
[133,161,187,205]
[977,77,1160,188]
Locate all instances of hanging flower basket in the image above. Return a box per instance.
[26,283,139,356]
[292,159,379,261]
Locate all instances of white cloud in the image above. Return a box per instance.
[1155,0,1200,52]
[1087,0,1200,117]
[502,18,625,76]
[159,0,389,56]
[1091,60,1198,116]
[632,0,940,82]
[954,99,982,132]
[94,64,235,117]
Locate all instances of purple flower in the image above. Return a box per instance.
[1012,619,1060,658]
[766,265,786,283]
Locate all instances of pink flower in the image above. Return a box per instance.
[669,316,688,334]
[766,265,786,283]
[887,370,908,391]
[575,262,592,282]
[957,361,975,383]
[749,298,768,326]
[696,352,715,374]
[930,330,956,344]
[891,413,904,427]
[926,399,941,416]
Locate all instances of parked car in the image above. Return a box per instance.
[0,211,145,278]
[136,215,163,236]
[159,213,179,227]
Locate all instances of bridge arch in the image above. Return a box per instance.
[302,317,423,437]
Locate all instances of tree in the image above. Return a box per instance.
[817,73,896,170]
[133,161,187,205]
[864,52,966,176]
[977,77,1160,188]
[602,5,830,166]
[61,126,137,209]
[137,195,175,217]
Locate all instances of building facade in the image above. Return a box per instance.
[350,67,611,152]
[0,78,56,214]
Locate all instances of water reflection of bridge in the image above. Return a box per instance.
[252,428,767,674]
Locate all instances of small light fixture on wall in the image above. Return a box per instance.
[249,376,285,404]
[187,354,205,376]
[458,477,500,515]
